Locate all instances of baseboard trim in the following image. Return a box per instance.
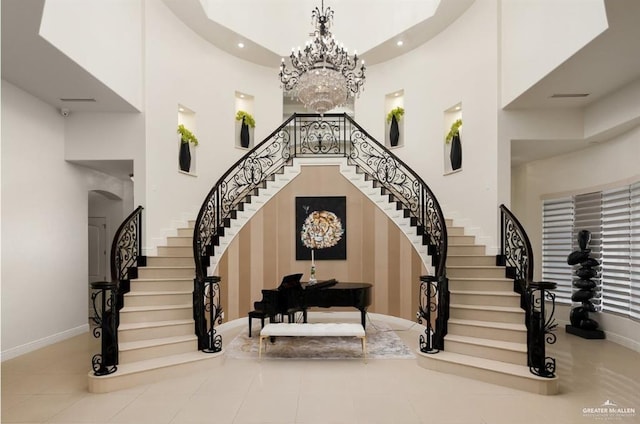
[1,324,89,361]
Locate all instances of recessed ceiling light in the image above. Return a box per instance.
[394,92,400,97]
[455,106,461,110]
[396,40,404,47]
[238,42,245,48]
[550,93,590,98]
[179,107,185,112]
[239,94,244,98]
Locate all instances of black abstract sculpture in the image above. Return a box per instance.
[566,230,605,339]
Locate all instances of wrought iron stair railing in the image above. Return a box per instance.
[90,206,145,375]
[192,113,448,352]
[498,204,557,378]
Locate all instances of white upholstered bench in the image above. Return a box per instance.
[259,323,367,361]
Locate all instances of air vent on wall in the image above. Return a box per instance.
[550,93,590,98]
[59,98,96,102]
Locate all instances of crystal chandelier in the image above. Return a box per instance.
[279,1,366,114]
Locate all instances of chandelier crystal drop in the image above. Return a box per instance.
[279,0,366,114]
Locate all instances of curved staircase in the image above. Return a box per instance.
[417,220,558,395]
[89,220,223,394]
[89,114,557,395]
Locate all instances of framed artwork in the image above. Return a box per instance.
[295,196,347,260]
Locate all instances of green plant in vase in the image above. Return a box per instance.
[386,106,404,147]
[177,124,199,146]
[386,106,405,124]
[235,110,255,128]
[446,118,463,171]
[177,124,198,172]
[445,118,462,144]
[235,111,255,148]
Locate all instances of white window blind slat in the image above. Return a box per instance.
[602,187,631,316]
[542,197,574,305]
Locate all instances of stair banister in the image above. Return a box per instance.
[498,204,557,378]
[92,205,144,373]
[192,113,449,352]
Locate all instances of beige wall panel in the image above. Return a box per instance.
[361,198,376,311]
[399,235,413,320]
[215,165,426,321]
[262,203,279,288]
[249,211,264,303]
[374,207,389,314]
[387,222,401,317]
[216,250,229,323]
[226,235,240,320]
[238,221,252,317]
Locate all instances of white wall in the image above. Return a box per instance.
[501,0,608,107]
[512,124,640,351]
[64,112,145,217]
[356,0,502,251]
[1,81,89,358]
[39,0,144,110]
[142,1,283,252]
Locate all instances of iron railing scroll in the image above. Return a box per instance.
[90,281,118,376]
[95,205,145,371]
[499,204,557,378]
[193,276,222,352]
[417,275,449,353]
[193,113,448,353]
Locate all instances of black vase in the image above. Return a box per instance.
[389,115,400,147]
[179,142,191,172]
[450,133,462,170]
[240,117,250,148]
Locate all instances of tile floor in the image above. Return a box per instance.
[2,316,639,424]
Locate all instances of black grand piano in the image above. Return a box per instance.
[249,274,372,336]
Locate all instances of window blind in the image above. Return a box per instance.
[630,182,640,320]
[573,192,602,310]
[542,182,640,321]
[542,198,574,304]
[601,187,630,315]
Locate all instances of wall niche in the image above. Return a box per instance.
[235,91,255,149]
[178,104,197,176]
[444,102,462,174]
[384,90,404,148]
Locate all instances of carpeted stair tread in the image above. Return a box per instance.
[119,334,197,351]
[445,334,527,352]
[120,304,192,312]
[448,276,514,282]
[448,318,526,331]
[140,266,195,270]
[133,277,193,282]
[118,319,193,331]
[450,304,523,313]
[125,290,192,296]
[447,266,504,270]
[449,289,520,296]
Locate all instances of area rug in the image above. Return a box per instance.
[225,321,414,360]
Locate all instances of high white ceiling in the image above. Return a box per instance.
[2,0,640,177]
[161,0,475,67]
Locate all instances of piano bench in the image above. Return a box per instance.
[248,311,291,337]
[258,323,367,362]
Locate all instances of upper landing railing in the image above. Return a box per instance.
[193,113,448,281]
[191,113,448,351]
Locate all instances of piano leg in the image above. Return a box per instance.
[360,309,367,329]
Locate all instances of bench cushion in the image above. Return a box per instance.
[260,323,365,338]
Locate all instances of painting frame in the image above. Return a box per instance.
[295,196,347,260]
